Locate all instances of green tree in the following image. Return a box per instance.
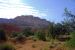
[48,22,69,39]
[63,8,75,31]
[48,23,56,39]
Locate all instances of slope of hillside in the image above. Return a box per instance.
[0,15,50,29]
[14,15,50,29]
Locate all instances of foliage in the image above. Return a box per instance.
[48,23,69,39]
[35,31,46,41]
[0,44,16,50]
[11,32,26,42]
[23,27,34,37]
[66,32,75,48]
[11,32,20,38]
[63,8,75,31]
[47,23,54,39]
[15,33,26,42]
[0,29,7,41]
[53,23,63,38]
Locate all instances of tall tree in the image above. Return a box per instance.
[63,8,75,31]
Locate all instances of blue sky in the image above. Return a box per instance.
[23,0,75,23]
[0,0,75,23]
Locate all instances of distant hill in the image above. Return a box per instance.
[0,15,51,29]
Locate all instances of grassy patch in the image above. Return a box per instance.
[66,32,75,48]
[0,43,16,50]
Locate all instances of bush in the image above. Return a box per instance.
[23,28,34,37]
[35,31,46,41]
[15,33,26,42]
[10,32,26,42]
[10,32,20,38]
[0,44,16,50]
[66,31,75,48]
[0,29,7,41]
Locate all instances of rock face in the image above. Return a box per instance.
[0,15,50,29]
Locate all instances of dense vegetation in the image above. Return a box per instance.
[63,8,75,49]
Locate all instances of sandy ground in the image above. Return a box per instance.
[2,39,69,50]
[15,40,50,50]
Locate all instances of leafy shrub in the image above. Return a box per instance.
[35,31,46,41]
[10,32,26,42]
[23,28,34,37]
[0,44,16,50]
[15,33,26,42]
[10,32,20,38]
[66,31,75,48]
[31,36,37,41]
[0,29,7,41]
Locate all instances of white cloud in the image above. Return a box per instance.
[0,0,47,19]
